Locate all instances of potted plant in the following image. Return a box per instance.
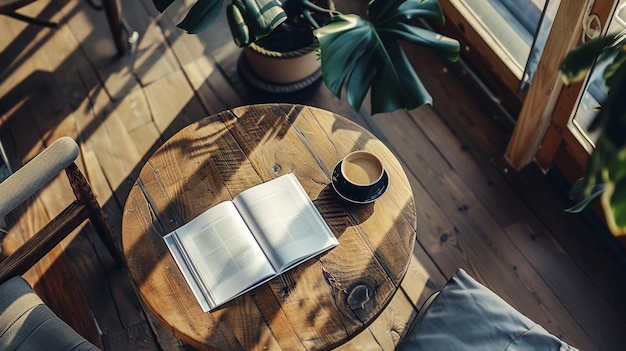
[560,31,626,236]
[152,0,460,115]
[236,0,336,93]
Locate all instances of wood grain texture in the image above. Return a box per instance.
[122,104,417,350]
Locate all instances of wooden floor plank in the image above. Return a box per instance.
[497,157,626,314]
[505,222,626,350]
[57,0,176,100]
[101,321,162,350]
[143,69,208,140]
[182,54,245,114]
[401,241,448,308]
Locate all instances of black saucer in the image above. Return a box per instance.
[331,162,389,204]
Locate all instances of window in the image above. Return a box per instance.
[570,0,626,150]
[453,0,559,90]
[440,0,620,175]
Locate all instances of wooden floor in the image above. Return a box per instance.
[1,0,626,350]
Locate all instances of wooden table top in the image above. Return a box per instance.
[121,104,417,351]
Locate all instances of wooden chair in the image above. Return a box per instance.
[0,136,124,285]
[0,0,127,56]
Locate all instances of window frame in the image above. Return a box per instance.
[438,0,617,179]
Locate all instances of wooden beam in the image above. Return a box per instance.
[504,0,589,170]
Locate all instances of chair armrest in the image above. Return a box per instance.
[0,137,79,219]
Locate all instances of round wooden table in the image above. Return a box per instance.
[122,104,417,350]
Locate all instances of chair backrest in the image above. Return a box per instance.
[0,276,100,350]
[0,137,123,285]
[0,137,78,220]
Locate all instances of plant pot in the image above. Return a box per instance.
[238,42,322,94]
[237,0,333,93]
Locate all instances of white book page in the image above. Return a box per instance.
[234,174,338,272]
[171,201,276,309]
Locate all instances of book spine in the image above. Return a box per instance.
[172,232,217,309]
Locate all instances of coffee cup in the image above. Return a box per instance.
[331,151,388,203]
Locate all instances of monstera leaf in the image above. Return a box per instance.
[153,0,285,38]
[227,0,287,46]
[561,32,626,235]
[314,0,459,114]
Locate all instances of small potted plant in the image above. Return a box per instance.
[153,0,460,114]
[561,31,626,237]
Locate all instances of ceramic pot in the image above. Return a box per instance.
[238,42,322,93]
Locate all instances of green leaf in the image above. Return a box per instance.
[560,35,618,85]
[604,180,626,235]
[344,47,379,112]
[370,0,444,26]
[561,32,626,236]
[315,15,369,98]
[566,181,605,213]
[395,0,445,23]
[177,0,224,34]
[381,22,460,61]
[569,177,587,199]
[227,4,250,46]
[601,151,626,235]
[316,14,431,114]
[368,0,406,23]
[582,62,626,161]
[228,0,286,45]
[370,42,431,113]
[153,0,175,13]
[315,3,459,114]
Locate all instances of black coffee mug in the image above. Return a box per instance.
[332,151,386,203]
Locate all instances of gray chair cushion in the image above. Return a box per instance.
[0,276,99,350]
[398,268,578,351]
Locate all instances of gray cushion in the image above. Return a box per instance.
[0,276,99,350]
[398,268,578,351]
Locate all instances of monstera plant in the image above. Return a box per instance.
[153,0,460,114]
[560,31,626,236]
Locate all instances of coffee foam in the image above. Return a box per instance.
[341,152,383,186]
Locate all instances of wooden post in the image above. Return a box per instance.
[504,0,588,170]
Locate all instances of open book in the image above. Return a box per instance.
[164,173,338,312]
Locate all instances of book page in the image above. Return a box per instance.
[234,173,338,272]
[166,201,276,311]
